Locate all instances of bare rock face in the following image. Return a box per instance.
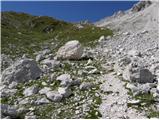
[1,58,42,84]
[131,1,152,12]
[56,40,83,60]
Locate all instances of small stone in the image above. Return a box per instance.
[86,59,92,66]
[50,73,56,81]
[25,115,37,119]
[126,83,138,93]
[88,68,99,74]
[36,54,44,62]
[41,59,60,69]
[127,49,141,57]
[85,66,99,74]
[39,87,52,95]
[35,97,50,105]
[141,30,148,34]
[153,93,159,98]
[19,98,29,105]
[128,99,140,104]
[41,82,48,86]
[56,74,72,87]
[98,36,105,42]
[8,82,18,89]
[71,79,81,86]
[58,87,72,98]
[56,74,71,81]
[46,91,62,102]
[106,36,111,40]
[42,49,51,55]
[29,107,35,111]
[17,107,29,115]
[150,88,158,96]
[80,82,94,90]
[123,32,130,35]
[75,110,80,114]
[23,86,39,97]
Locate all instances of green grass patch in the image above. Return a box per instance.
[147,109,159,118]
[2,11,113,59]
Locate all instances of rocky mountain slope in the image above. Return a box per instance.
[95,1,158,33]
[95,0,159,118]
[1,1,159,119]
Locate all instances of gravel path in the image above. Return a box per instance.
[99,72,147,119]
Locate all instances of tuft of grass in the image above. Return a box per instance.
[85,108,102,119]
[127,92,159,118]
[147,109,159,118]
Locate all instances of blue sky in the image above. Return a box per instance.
[1,1,138,22]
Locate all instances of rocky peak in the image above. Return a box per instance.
[131,0,152,12]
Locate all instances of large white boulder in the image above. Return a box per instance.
[1,58,42,84]
[56,40,83,60]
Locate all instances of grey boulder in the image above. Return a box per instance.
[123,63,154,83]
[1,58,42,84]
[1,104,18,118]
